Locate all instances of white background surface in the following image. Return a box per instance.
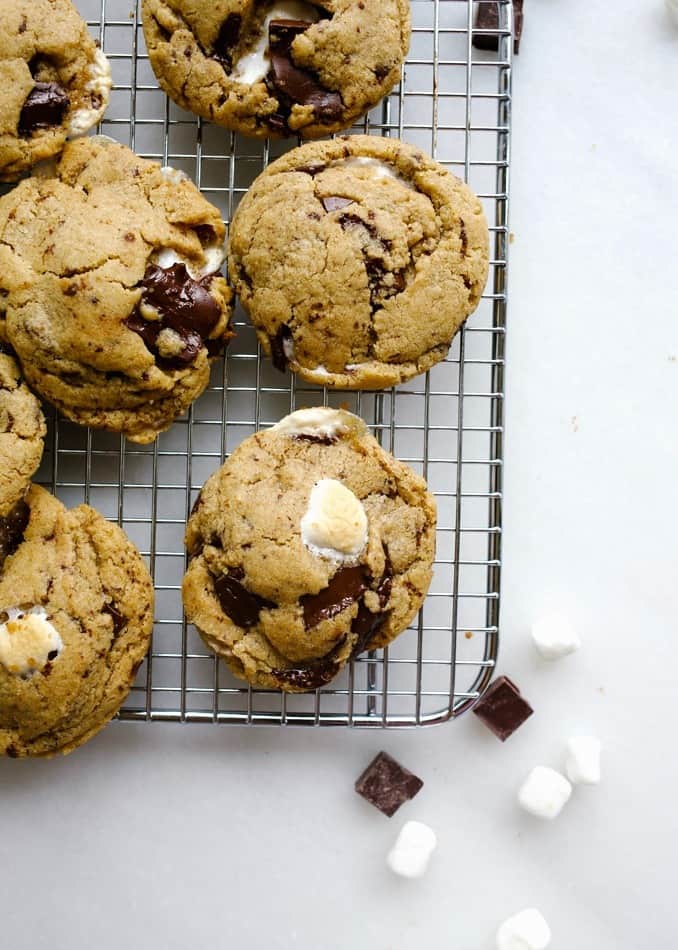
[2,2,678,947]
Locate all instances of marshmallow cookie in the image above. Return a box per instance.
[182,407,436,691]
[0,349,46,520]
[0,485,154,757]
[141,0,410,138]
[0,137,233,444]
[0,0,111,181]
[228,135,489,389]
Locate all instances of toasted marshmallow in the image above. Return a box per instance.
[272,407,352,440]
[496,908,552,950]
[565,736,601,785]
[531,614,581,660]
[0,607,63,677]
[386,821,437,879]
[301,479,367,562]
[518,766,572,820]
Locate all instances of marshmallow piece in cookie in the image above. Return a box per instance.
[531,614,581,660]
[68,49,112,137]
[565,736,601,785]
[386,820,437,879]
[272,407,351,440]
[518,766,572,820]
[496,908,552,950]
[0,607,63,677]
[301,479,368,562]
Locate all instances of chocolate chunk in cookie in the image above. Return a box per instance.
[18,82,70,135]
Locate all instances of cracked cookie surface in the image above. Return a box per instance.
[0,485,154,757]
[227,135,490,389]
[0,0,112,182]
[0,350,45,517]
[182,407,436,692]
[141,0,410,138]
[0,136,234,443]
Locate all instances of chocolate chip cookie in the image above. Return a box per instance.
[0,484,154,757]
[0,349,45,518]
[182,407,436,692]
[0,136,234,444]
[227,135,490,389]
[141,0,410,138]
[0,0,112,182]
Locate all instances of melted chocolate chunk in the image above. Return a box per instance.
[472,675,533,741]
[473,0,524,54]
[355,751,424,817]
[103,602,126,636]
[46,649,59,662]
[293,433,338,445]
[321,196,354,212]
[18,82,69,135]
[270,323,293,372]
[273,661,340,691]
[264,111,290,135]
[126,264,221,369]
[268,20,343,121]
[338,213,406,307]
[350,553,393,655]
[0,499,30,565]
[301,565,366,630]
[297,162,327,176]
[459,219,468,256]
[214,13,242,67]
[213,572,275,628]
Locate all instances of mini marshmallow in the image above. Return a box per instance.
[531,613,581,660]
[386,821,437,879]
[496,908,552,950]
[666,0,678,28]
[0,607,63,678]
[301,479,368,562]
[518,766,572,820]
[565,735,601,785]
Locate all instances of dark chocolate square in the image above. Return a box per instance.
[473,1,524,55]
[472,675,533,741]
[354,751,424,817]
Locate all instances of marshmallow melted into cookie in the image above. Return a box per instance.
[0,607,63,679]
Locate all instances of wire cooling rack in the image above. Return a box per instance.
[34,0,512,726]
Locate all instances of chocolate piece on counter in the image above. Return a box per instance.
[0,499,30,565]
[18,82,69,135]
[103,602,126,636]
[213,572,276,628]
[321,196,354,212]
[473,1,524,55]
[301,565,366,629]
[214,13,242,67]
[268,20,343,121]
[472,675,533,741]
[355,750,424,817]
[270,323,293,372]
[127,263,221,369]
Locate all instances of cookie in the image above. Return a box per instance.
[227,135,490,389]
[0,349,45,517]
[0,0,112,182]
[141,0,410,139]
[0,136,234,444]
[182,407,436,692]
[0,485,154,757]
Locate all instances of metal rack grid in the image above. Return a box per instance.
[36,0,512,726]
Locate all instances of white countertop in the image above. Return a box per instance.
[2,2,678,947]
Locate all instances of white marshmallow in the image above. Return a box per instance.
[530,614,581,660]
[666,0,678,28]
[386,821,437,879]
[565,735,601,785]
[160,165,189,185]
[496,908,552,950]
[69,48,112,136]
[301,479,367,562]
[152,243,226,280]
[0,607,63,678]
[232,1,320,84]
[272,407,352,440]
[518,766,572,820]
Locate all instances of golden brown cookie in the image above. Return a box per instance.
[183,407,436,692]
[0,349,45,518]
[141,0,410,138]
[227,135,490,389]
[0,137,234,444]
[0,485,154,757]
[0,0,112,181]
